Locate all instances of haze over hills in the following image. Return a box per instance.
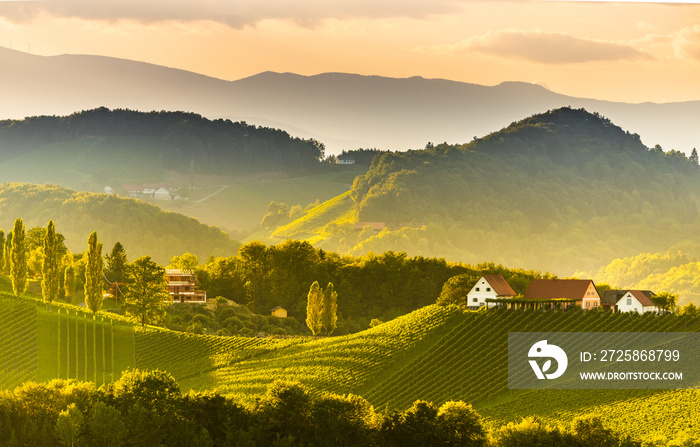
[1,46,698,154]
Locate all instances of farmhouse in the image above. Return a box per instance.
[154,187,171,200]
[466,274,516,309]
[270,306,288,318]
[616,290,658,313]
[336,155,355,165]
[524,279,601,310]
[166,269,207,303]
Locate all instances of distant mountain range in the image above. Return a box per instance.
[1,46,699,153]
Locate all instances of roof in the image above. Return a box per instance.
[623,290,657,307]
[601,290,627,306]
[270,306,285,311]
[524,279,597,300]
[155,187,170,194]
[337,155,355,160]
[481,274,516,297]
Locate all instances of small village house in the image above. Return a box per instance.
[166,269,207,303]
[524,279,601,310]
[616,290,658,313]
[154,187,171,200]
[336,155,355,165]
[466,274,516,309]
[270,306,287,318]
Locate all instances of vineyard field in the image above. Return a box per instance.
[1,292,699,444]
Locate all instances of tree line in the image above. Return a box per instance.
[2,218,170,329]
[0,369,638,447]
[195,240,548,334]
[0,107,326,175]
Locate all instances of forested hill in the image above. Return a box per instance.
[275,107,700,274]
[0,108,325,175]
[0,183,239,264]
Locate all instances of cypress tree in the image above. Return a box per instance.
[4,231,12,275]
[10,218,27,297]
[306,281,324,336]
[105,242,128,301]
[0,230,5,274]
[41,220,60,309]
[322,282,338,335]
[84,231,104,314]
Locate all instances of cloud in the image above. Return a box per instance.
[0,0,470,27]
[421,30,654,64]
[673,26,700,61]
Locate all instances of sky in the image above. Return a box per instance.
[0,0,699,103]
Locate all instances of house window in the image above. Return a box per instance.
[594,302,598,307]
[472,298,478,303]
[586,302,590,308]
[486,288,491,292]
[475,287,480,292]
[627,298,632,305]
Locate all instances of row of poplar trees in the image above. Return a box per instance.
[0,218,104,313]
[306,281,338,335]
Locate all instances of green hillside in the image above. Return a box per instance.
[0,182,239,264]
[270,107,700,275]
[2,280,699,444]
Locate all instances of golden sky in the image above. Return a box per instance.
[1,0,699,103]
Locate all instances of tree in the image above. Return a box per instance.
[437,401,488,447]
[168,252,198,272]
[690,148,699,165]
[323,282,338,335]
[651,291,678,313]
[105,242,128,300]
[10,218,27,297]
[84,231,104,314]
[679,302,697,317]
[55,403,84,447]
[123,256,170,328]
[306,281,324,335]
[3,231,11,275]
[87,402,126,447]
[41,220,60,309]
[0,230,5,274]
[64,265,77,301]
[436,274,479,307]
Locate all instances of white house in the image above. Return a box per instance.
[616,290,658,313]
[154,187,172,200]
[337,155,355,165]
[104,186,114,195]
[466,274,516,309]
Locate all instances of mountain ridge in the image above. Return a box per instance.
[2,47,698,153]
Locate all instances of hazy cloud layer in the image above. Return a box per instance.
[673,26,700,61]
[0,0,470,26]
[423,30,653,64]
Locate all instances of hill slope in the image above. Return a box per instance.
[271,107,700,274]
[0,183,239,264]
[1,47,699,153]
[3,292,698,445]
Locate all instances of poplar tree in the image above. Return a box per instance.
[41,220,60,309]
[10,218,27,297]
[323,282,338,335]
[64,265,76,301]
[306,281,324,336]
[0,230,5,274]
[84,231,104,314]
[4,231,12,275]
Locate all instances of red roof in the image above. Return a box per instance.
[482,274,516,297]
[524,279,597,300]
[627,290,656,307]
